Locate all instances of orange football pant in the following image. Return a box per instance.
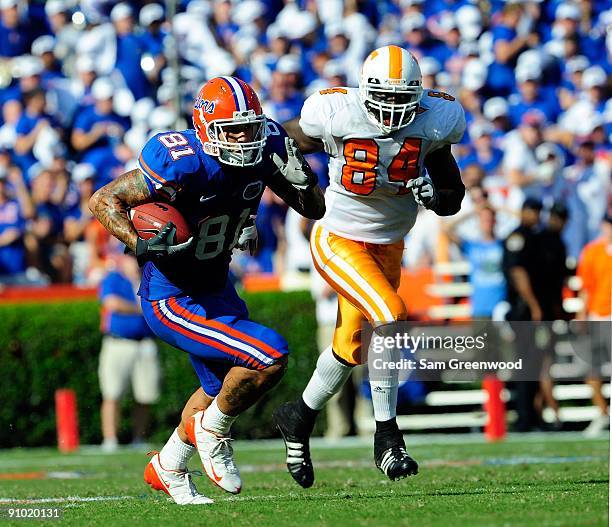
[310,222,407,365]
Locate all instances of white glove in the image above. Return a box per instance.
[406,176,439,209]
[271,137,317,190]
[235,218,258,255]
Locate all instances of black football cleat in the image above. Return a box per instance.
[273,402,315,488]
[374,430,419,481]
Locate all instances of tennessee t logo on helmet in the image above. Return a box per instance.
[192,76,267,167]
[359,45,424,133]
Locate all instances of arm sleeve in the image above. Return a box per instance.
[426,97,466,153]
[439,98,466,145]
[425,145,465,216]
[137,133,192,201]
[298,90,348,155]
[298,92,328,140]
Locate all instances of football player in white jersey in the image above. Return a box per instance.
[273,45,466,486]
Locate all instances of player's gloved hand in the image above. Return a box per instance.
[135,221,193,266]
[271,137,317,190]
[235,217,258,255]
[406,176,439,210]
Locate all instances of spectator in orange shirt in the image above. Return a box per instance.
[576,213,612,436]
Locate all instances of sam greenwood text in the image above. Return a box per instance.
[371,358,523,371]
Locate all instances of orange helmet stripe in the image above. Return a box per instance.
[388,45,403,80]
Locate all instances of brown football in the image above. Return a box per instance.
[129,202,191,244]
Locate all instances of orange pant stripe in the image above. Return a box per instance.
[311,224,394,322]
[316,226,393,320]
[310,225,381,321]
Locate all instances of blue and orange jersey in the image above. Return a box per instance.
[137,121,288,300]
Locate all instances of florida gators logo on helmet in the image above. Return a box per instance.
[192,77,267,167]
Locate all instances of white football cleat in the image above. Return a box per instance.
[144,452,214,505]
[186,410,242,494]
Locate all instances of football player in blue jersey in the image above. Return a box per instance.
[89,76,325,505]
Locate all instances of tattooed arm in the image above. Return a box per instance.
[88,169,153,252]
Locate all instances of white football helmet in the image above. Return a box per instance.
[359,46,424,133]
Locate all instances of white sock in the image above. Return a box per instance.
[369,326,399,421]
[302,346,353,410]
[202,398,237,436]
[158,428,195,471]
[370,377,399,421]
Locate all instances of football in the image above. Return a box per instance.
[129,202,191,244]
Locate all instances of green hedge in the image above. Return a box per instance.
[0,291,322,448]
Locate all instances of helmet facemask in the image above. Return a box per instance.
[359,80,423,133]
[199,110,267,167]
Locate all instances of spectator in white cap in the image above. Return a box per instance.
[558,53,590,110]
[45,0,79,63]
[553,2,604,63]
[111,3,153,101]
[139,3,164,28]
[581,66,607,102]
[14,86,64,180]
[148,106,177,137]
[283,9,318,43]
[322,60,346,88]
[232,0,267,41]
[554,65,607,143]
[0,0,31,57]
[71,78,126,161]
[489,3,539,96]
[461,120,504,175]
[553,3,582,37]
[138,4,167,85]
[276,54,302,89]
[502,109,548,212]
[419,57,440,89]
[69,55,98,107]
[400,13,432,58]
[12,55,44,94]
[509,63,560,126]
[483,97,511,138]
[455,5,483,42]
[462,59,488,93]
[31,36,64,85]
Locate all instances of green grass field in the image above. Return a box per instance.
[0,434,608,527]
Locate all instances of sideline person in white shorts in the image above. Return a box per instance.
[98,255,160,451]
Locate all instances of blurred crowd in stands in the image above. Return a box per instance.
[0,0,609,294]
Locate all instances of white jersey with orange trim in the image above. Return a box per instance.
[299,88,466,244]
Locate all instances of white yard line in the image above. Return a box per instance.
[0,453,606,505]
